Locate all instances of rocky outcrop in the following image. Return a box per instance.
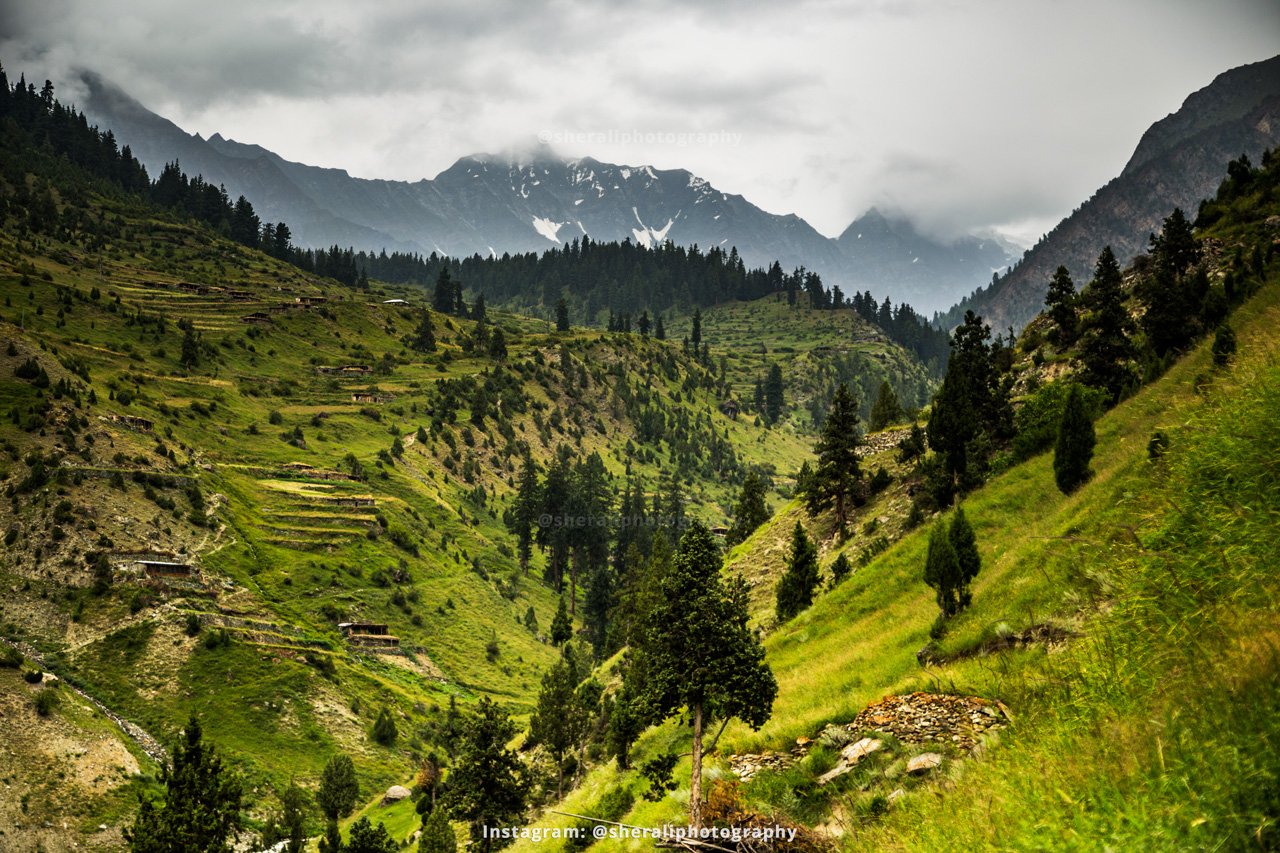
[849,692,1009,751]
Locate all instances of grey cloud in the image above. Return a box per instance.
[3,0,1279,240]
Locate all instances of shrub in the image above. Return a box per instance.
[371,707,398,746]
[33,688,58,717]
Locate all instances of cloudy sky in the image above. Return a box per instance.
[3,0,1278,243]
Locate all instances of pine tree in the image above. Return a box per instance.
[927,310,1010,495]
[488,327,507,360]
[1053,384,1095,494]
[691,308,702,348]
[418,805,457,853]
[923,519,961,617]
[775,521,820,621]
[529,653,588,798]
[868,380,902,431]
[654,314,666,340]
[1079,246,1136,403]
[631,523,775,830]
[829,552,852,587]
[808,383,864,528]
[509,457,539,572]
[317,753,359,821]
[434,268,456,314]
[549,595,572,645]
[411,310,436,352]
[1044,265,1078,346]
[125,716,243,853]
[442,698,528,853]
[725,471,771,547]
[344,816,398,853]
[180,326,199,369]
[1139,210,1202,358]
[555,297,570,332]
[764,363,785,425]
[948,506,980,610]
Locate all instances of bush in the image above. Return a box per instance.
[33,688,58,717]
[371,706,398,746]
[0,645,23,668]
[184,614,202,637]
[1054,384,1096,494]
[1212,324,1237,367]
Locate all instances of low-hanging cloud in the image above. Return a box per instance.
[2,0,1278,241]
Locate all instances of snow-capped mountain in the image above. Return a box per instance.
[79,72,1015,311]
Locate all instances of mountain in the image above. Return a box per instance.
[938,54,1280,332]
[78,73,1014,313]
[836,208,1017,311]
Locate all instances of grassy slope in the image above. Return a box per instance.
[0,189,818,843]
[513,263,1280,851]
[665,298,935,424]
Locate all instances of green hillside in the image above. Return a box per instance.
[504,165,1280,850]
[664,299,934,428]
[0,155,827,847]
[3,70,1279,853]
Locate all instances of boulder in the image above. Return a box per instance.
[906,753,943,775]
[382,785,412,805]
[841,737,884,764]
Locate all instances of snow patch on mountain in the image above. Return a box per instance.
[532,217,567,243]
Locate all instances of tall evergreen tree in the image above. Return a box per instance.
[509,457,540,572]
[411,309,437,352]
[1053,384,1096,494]
[807,383,864,528]
[868,380,902,431]
[549,595,572,646]
[555,297,570,332]
[691,308,702,348]
[434,268,457,314]
[1139,208,1203,357]
[1078,246,1136,403]
[180,325,200,369]
[927,310,1010,495]
[529,653,589,798]
[775,521,820,621]
[125,716,243,853]
[654,314,666,340]
[1044,265,1078,346]
[443,698,529,853]
[726,471,771,547]
[418,805,457,853]
[631,523,776,830]
[764,363,785,425]
[317,753,359,821]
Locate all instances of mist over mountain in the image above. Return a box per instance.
[78,72,1016,314]
[938,54,1280,332]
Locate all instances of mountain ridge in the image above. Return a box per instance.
[77,72,1016,313]
[938,54,1280,331]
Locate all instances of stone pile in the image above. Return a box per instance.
[847,692,1009,751]
[728,751,796,781]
